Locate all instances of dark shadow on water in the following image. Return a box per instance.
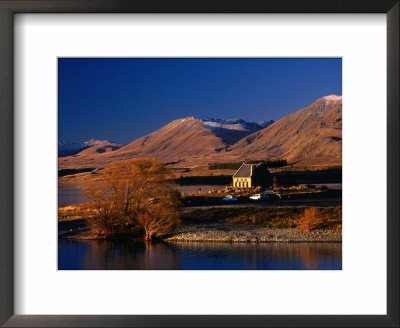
[58,239,342,270]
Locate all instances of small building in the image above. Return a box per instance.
[232,162,273,188]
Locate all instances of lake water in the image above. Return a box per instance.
[59,182,342,206]
[58,239,342,270]
[58,183,226,206]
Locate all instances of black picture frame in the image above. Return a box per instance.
[0,1,398,327]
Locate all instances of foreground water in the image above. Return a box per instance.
[58,239,342,270]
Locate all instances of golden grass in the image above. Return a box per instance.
[58,203,90,222]
[181,206,342,231]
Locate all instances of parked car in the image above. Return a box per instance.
[222,195,238,201]
[249,193,266,200]
[263,189,281,200]
[249,190,281,201]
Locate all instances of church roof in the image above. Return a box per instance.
[233,163,262,178]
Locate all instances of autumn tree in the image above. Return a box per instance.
[137,204,180,242]
[83,158,180,238]
[82,184,122,237]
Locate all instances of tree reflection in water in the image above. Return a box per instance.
[58,239,341,270]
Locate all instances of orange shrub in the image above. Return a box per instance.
[299,207,328,231]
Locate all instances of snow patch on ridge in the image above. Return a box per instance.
[82,138,119,148]
[324,94,342,101]
[197,117,274,132]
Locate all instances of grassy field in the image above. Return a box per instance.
[180,206,342,231]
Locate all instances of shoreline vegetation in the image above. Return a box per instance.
[59,205,342,243]
[58,157,342,243]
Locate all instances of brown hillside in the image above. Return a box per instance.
[228,95,342,167]
[59,117,233,169]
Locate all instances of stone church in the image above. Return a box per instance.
[232,162,273,188]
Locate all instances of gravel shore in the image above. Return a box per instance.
[164,222,341,243]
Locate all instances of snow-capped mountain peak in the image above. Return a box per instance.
[324,94,342,102]
[82,139,114,148]
[196,117,274,132]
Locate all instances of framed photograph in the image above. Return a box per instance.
[57,57,343,271]
[0,0,398,327]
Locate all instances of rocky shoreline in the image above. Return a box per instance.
[164,222,341,243]
[59,218,341,243]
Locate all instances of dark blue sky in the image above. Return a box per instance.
[58,58,341,144]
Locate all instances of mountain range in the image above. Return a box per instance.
[58,139,123,157]
[58,95,342,170]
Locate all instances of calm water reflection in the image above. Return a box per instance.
[58,240,341,270]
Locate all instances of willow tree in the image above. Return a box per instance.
[83,158,180,238]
